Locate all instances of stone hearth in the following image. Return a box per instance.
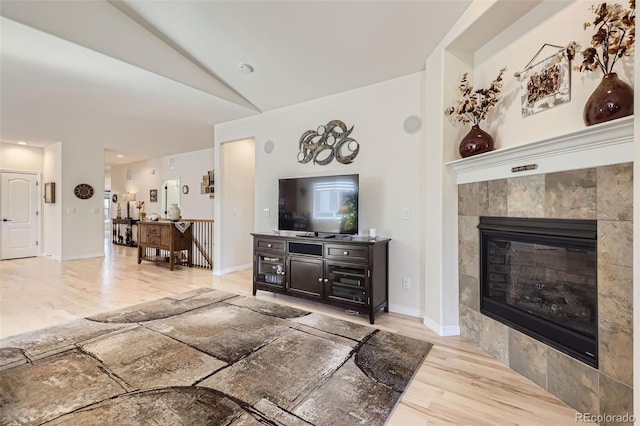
[458,163,633,419]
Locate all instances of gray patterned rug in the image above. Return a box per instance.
[0,289,432,425]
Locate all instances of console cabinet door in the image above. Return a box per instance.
[160,226,171,249]
[325,261,368,305]
[288,256,324,298]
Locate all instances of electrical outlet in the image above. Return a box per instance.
[401,208,410,220]
[402,277,411,289]
[263,208,270,217]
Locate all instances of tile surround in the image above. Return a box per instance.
[458,163,634,416]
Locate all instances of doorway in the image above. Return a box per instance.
[217,138,255,272]
[1,172,40,259]
[162,179,180,218]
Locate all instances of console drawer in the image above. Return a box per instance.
[255,238,285,253]
[325,244,369,263]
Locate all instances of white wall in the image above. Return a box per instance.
[110,147,215,220]
[43,143,62,259]
[111,158,163,219]
[422,0,500,334]
[0,143,43,171]
[215,73,425,316]
[163,148,215,219]
[60,139,104,260]
[219,139,255,273]
[104,169,111,191]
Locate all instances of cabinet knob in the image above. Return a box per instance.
[343,251,349,255]
[318,278,323,282]
[267,243,272,248]
[324,278,328,283]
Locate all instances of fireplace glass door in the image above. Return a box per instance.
[479,217,597,367]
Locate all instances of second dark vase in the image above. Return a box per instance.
[583,73,634,126]
[459,125,494,158]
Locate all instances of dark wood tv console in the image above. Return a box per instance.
[251,233,390,324]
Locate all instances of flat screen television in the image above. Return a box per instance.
[278,174,359,235]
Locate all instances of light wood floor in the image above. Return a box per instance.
[0,239,579,425]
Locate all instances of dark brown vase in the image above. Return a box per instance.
[583,73,634,126]
[459,125,494,158]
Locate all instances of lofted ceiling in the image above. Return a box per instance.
[0,0,472,166]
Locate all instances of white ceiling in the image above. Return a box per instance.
[0,0,472,166]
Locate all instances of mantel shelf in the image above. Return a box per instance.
[446,116,634,184]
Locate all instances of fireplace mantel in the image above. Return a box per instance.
[446,116,634,184]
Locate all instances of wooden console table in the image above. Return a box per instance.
[112,218,138,247]
[137,221,193,270]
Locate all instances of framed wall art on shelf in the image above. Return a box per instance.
[201,170,214,198]
[516,43,572,117]
[44,182,55,203]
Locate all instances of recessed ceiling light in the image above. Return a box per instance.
[18,141,27,145]
[238,63,254,73]
[117,154,124,158]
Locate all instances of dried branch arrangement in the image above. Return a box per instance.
[576,1,635,74]
[445,67,507,126]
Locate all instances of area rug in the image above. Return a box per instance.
[0,289,432,425]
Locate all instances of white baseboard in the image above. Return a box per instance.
[41,253,62,261]
[388,303,422,319]
[423,316,460,336]
[214,263,252,276]
[61,253,104,261]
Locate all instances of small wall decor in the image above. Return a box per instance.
[201,170,214,198]
[515,43,574,117]
[297,119,360,165]
[150,189,158,202]
[44,182,55,203]
[74,183,94,200]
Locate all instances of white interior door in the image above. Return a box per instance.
[1,172,39,259]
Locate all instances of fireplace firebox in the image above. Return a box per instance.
[478,217,597,367]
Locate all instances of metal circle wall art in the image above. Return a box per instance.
[297,119,360,165]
